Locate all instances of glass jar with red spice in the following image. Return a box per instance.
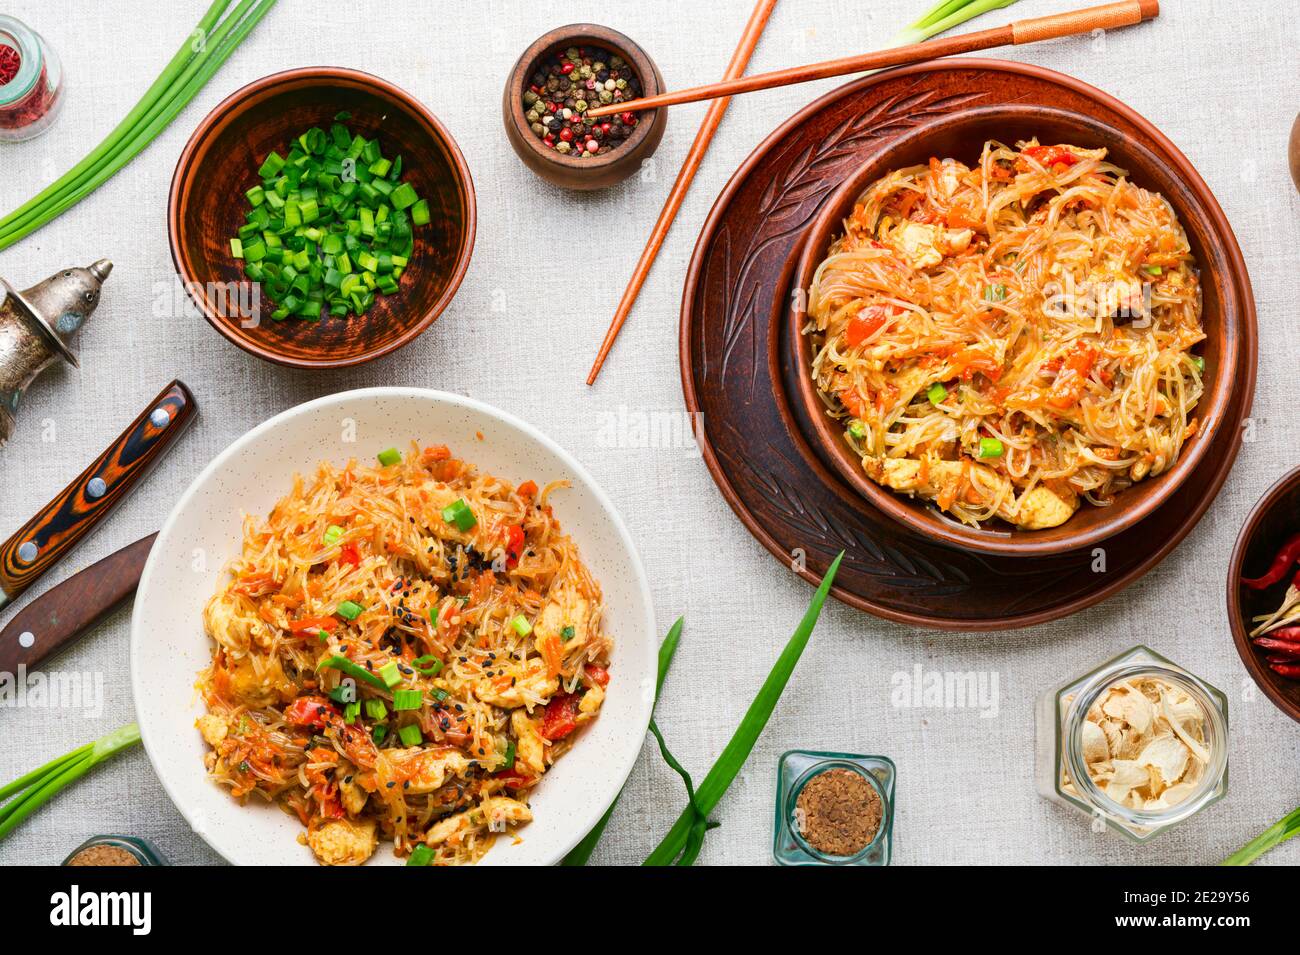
[0,15,64,143]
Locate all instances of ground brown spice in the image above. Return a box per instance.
[795,768,883,857]
[66,845,140,866]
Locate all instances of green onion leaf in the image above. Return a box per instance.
[847,419,867,440]
[1222,805,1300,866]
[510,615,533,637]
[1191,355,1205,372]
[406,843,435,866]
[392,689,423,711]
[1142,264,1163,276]
[397,724,423,747]
[927,382,948,405]
[343,701,361,724]
[320,655,388,691]
[336,600,365,621]
[378,660,402,688]
[364,699,388,720]
[979,437,1004,458]
[498,740,517,772]
[441,499,477,532]
[411,654,443,676]
[323,524,344,547]
[377,447,402,467]
[642,553,844,866]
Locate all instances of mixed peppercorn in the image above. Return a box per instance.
[523,45,642,158]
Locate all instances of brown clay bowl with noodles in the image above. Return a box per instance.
[790,98,1250,557]
[169,68,476,369]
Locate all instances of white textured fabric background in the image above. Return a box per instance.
[0,0,1297,866]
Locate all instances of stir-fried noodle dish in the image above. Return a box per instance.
[806,139,1205,529]
[196,444,612,865]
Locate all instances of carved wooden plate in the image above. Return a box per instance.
[680,60,1257,630]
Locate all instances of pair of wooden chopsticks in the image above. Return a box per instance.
[586,0,1160,383]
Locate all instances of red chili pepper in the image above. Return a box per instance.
[504,524,525,568]
[1252,635,1300,654]
[1265,649,1300,663]
[1241,532,1300,590]
[284,697,334,729]
[1268,661,1300,679]
[540,693,580,741]
[1264,625,1300,642]
[339,542,362,567]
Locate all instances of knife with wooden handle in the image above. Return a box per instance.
[0,380,194,616]
[0,533,157,673]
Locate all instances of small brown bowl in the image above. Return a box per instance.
[502,24,666,191]
[791,99,1246,557]
[169,67,476,369]
[1227,466,1300,724]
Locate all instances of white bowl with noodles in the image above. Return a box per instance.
[130,388,656,865]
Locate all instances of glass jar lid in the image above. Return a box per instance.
[0,15,44,107]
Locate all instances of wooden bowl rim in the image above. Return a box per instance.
[1226,464,1300,724]
[167,66,477,370]
[786,78,1245,557]
[503,22,663,173]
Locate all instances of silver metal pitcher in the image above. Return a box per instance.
[0,259,111,446]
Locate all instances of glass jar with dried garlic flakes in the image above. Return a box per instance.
[1035,646,1228,842]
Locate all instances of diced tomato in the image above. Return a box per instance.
[846,304,902,347]
[1022,145,1079,168]
[584,665,610,688]
[516,480,538,500]
[284,696,334,729]
[313,784,345,819]
[839,388,867,418]
[540,693,580,741]
[504,524,525,568]
[421,444,451,463]
[339,542,362,567]
[289,616,338,634]
[1047,344,1098,409]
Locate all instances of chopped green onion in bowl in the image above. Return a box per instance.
[232,121,427,322]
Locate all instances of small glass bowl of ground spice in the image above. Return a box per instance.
[774,751,895,866]
[0,15,65,143]
[63,835,168,866]
[503,24,666,190]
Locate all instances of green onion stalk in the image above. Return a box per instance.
[642,552,844,866]
[1221,805,1300,866]
[0,724,141,842]
[891,0,1022,47]
[561,618,686,866]
[0,0,279,250]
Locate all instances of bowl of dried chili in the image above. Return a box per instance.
[1227,464,1300,724]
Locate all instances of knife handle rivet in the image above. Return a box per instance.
[16,541,37,563]
[150,407,171,428]
[87,477,107,499]
[18,631,34,648]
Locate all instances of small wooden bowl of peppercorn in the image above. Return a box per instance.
[503,24,666,191]
[1227,464,1300,725]
[169,67,476,369]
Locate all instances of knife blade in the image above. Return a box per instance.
[0,533,156,673]
[0,380,194,616]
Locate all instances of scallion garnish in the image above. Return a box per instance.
[392,689,423,711]
[364,699,388,720]
[847,420,867,440]
[377,660,402,688]
[377,447,402,467]
[411,655,443,676]
[406,843,435,866]
[323,524,344,547]
[372,724,389,744]
[1191,355,1205,372]
[498,740,517,772]
[336,600,365,621]
[441,499,477,532]
[320,655,388,692]
[510,615,533,637]
[927,382,948,405]
[343,701,361,724]
[983,283,1008,302]
[397,724,423,747]
[979,437,1004,458]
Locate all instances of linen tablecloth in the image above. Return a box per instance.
[1,0,1297,865]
